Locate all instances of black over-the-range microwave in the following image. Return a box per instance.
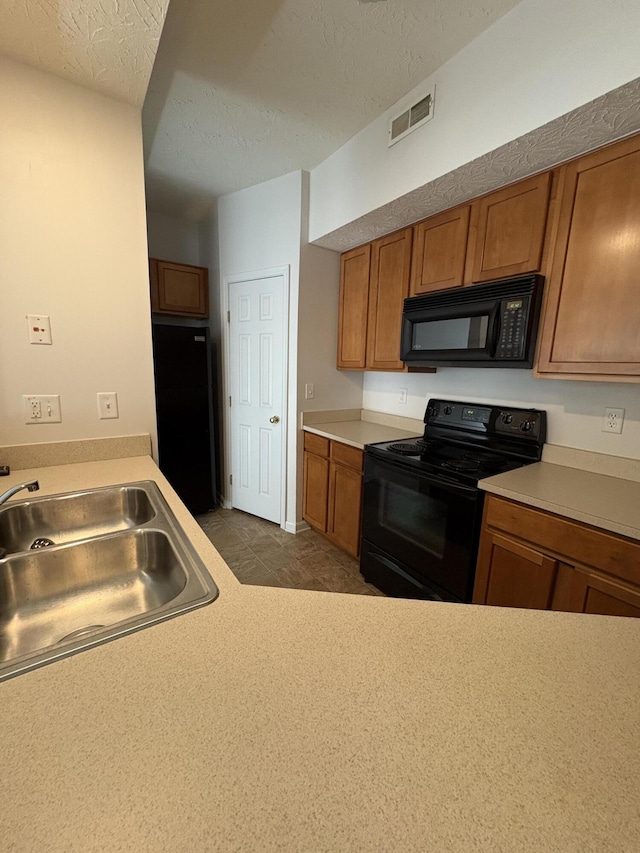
[400,274,544,368]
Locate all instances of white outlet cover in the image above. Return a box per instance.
[97,392,119,419]
[27,315,52,345]
[23,394,61,423]
[602,407,625,434]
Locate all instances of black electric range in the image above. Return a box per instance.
[360,399,546,602]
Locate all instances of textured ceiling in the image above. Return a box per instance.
[0,0,169,106]
[142,0,523,219]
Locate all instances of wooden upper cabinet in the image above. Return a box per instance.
[337,244,371,369]
[537,135,640,380]
[470,172,552,283]
[410,205,471,295]
[367,228,412,370]
[150,258,209,318]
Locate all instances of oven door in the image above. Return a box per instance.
[360,453,481,601]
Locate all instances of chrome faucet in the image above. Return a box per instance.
[0,480,40,506]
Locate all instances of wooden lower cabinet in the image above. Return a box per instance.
[552,565,640,618]
[475,531,561,610]
[474,495,640,618]
[302,434,363,558]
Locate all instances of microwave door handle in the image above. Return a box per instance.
[488,306,501,357]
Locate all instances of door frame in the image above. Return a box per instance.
[222,266,290,529]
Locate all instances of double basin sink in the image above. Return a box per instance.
[0,481,218,682]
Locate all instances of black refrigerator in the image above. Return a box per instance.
[152,323,217,514]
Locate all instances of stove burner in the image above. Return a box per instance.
[388,442,424,455]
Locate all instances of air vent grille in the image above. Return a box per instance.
[389,86,435,147]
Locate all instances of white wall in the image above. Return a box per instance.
[0,56,157,448]
[298,173,363,416]
[217,172,303,531]
[309,0,640,240]
[363,371,640,460]
[146,210,202,266]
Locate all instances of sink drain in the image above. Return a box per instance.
[30,538,55,549]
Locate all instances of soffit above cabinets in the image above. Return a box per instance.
[141,0,522,219]
[0,0,169,107]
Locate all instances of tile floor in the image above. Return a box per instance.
[196,506,384,595]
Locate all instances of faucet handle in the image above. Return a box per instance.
[0,465,10,476]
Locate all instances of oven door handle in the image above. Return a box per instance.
[370,552,447,601]
[366,454,479,498]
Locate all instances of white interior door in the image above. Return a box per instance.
[228,272,286,524]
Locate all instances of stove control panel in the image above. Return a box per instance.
[425,399,546,445]
[495,409,543,439]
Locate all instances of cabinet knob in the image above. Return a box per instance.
[269,415,280,424]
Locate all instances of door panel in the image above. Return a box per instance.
[337,245,371,369]
[552,564,640,618]
[537,135,640,376]
[367,229,412,370]
[229,274,285,524]
[471,173,551,282]
[410,205,470,295]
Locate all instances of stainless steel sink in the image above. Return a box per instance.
[0,481,218,682]
[0,484,155,553]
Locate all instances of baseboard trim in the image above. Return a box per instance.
[284,520,310,534]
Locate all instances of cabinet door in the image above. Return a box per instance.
[367,228,412,370]
[537,135,640,379]
[473,531,559,610]
[327,461,363,558]
[150,259,209,318]
[337,244,371,369]
[302,451,329,533]
[470,173,551,283]
[409,205,471,295]
[552,565,640,618]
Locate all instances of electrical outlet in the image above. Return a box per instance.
[23,395,61,423]
[602,407,625,434]
[399,388,408,404]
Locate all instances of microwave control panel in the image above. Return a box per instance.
[495,297,530,358]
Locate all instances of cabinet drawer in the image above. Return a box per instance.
[330,441,363,472]
[484,496,640,588]
[304,432,330,457]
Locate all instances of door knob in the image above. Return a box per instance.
[269,415,280,424]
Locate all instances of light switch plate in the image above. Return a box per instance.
[97,392,119,419]
[27,315,52,345]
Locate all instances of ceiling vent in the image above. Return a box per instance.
[388,86,435,147]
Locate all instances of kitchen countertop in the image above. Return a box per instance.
[480,461,640,541]
[1,457,639,851]
[303,420,419,449]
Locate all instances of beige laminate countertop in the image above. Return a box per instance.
[1,457,639,852]
[480,461,640,541]
[303,420,419,449]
